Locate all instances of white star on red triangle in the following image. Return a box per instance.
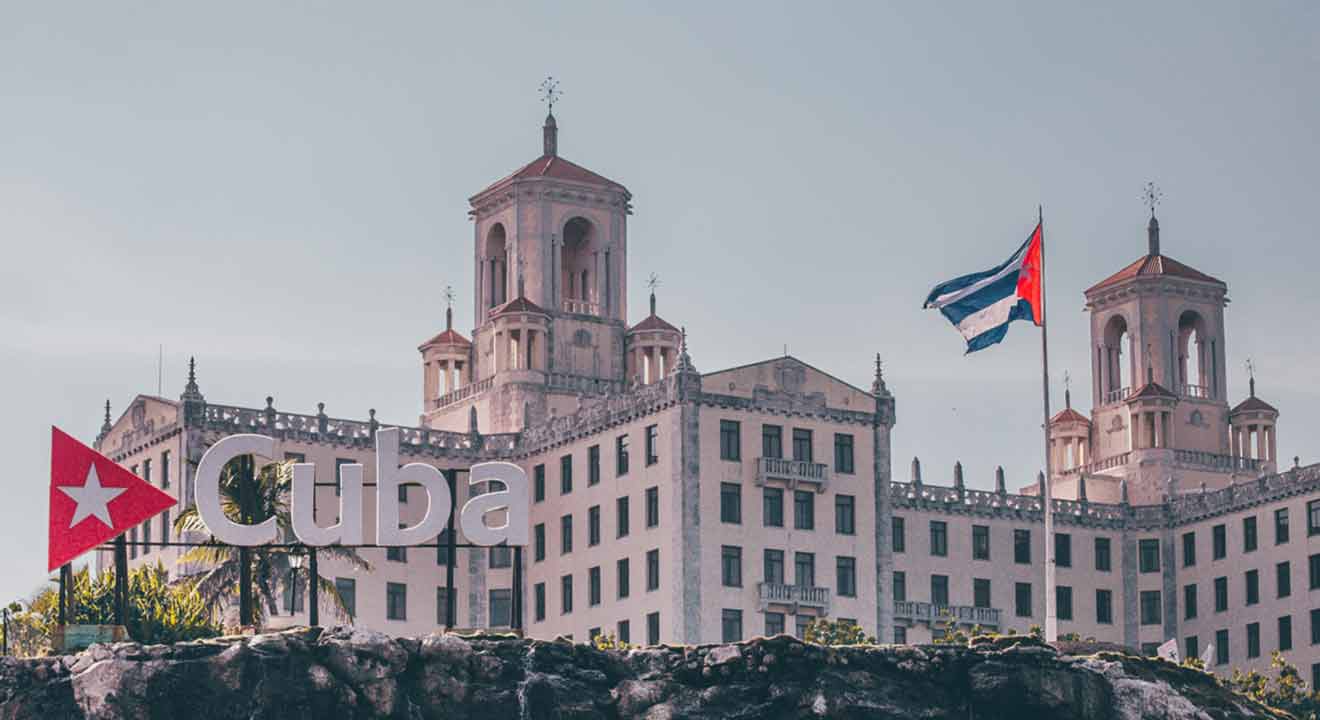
[59,464,126,528]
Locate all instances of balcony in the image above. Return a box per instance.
[758,582,831,615]
[893,601,1001,628]
[1102,387,1132,405]
[755,457,831,493]
[1179,384,1211,400]
[429,377,493,411]
[561,299,600,316]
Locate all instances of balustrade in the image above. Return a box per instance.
[755,457,831,492]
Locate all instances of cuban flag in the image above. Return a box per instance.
[923,222,1043,353]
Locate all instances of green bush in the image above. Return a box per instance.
[803,617,876,646]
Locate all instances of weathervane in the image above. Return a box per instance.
[647,273,660,293]
[540,76,561,114]
[1143,181,1163,219]
[444,285,455,309]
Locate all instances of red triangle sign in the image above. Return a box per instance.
[49,426,178,571]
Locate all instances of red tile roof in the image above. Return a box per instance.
[474,154,626,198]
[1127,381,1178,401]
[1050,407,1091,425]
[1231,395,1278,415]
[418,328,471,350]
[490,296,549,317]
[1087,254,1225,294]
[628,314,679,333]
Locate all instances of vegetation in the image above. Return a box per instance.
[3,564,221,657]
[802,617,876,646]
[591,632,634,651]
[172,458,369,626]
[1222,651,1320,720]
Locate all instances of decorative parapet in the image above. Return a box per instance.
[545,373,624,396]
[693,390,877,427]
[430,378,494,411]
[893,601,1002,628]
[755,457,830,493]
[758,582,831,615]
[1173,449,1260,473]
[518,375,680,454]
[1057,452,1131,477]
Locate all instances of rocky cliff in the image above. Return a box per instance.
[0,628,1287,719]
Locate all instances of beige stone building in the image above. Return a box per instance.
[91,111,1318,685]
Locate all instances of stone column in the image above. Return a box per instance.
[1256,426,1266,463]
[1268,426,1277,464]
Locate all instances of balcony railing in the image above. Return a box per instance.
[1179,384,1211,400]
[755,457,831,492]
[893,601,1002,628]
[1103,387,1132,405]
[1174,449,1261,473]
[561,299,600,316]
[758,582,831,614]
[430,377,493,411]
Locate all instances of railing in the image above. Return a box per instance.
[1174,450,1260,473]
[758,583,831,614]
[1180,384,1211,400]
[755,457,831,492]
[1057,452,1131,477]
[1103,387,1132,404]
[893,601,1001,628]
[561,299,600,316]
[430,378,493,411]
[545,373,624,396]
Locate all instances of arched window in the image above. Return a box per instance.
[486,223,508,307]
[1178,310,1209,396]
[1102,315,1131,400]
[561,217,598,313]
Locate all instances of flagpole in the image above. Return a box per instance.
[1039,204,1057,643]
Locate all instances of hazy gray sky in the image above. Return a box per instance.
[2,2,1317,603]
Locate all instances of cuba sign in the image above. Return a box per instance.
[196,428,529,548]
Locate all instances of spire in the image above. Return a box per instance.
[871,353,888,395]
[911,457,922,485]
[1247,358,1256,397]
[539,76,561,157]
[444,284,454,331]
[1143,181,1162,256]
[1064,370,1071,409]
[181,356,203,401]
[953,461,965,492]
[995,466,1006,494]
[647,273,660,316]
[101,400,112,433]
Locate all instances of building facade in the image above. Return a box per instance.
[90,110,1318,683]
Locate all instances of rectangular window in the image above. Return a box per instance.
[143,459,152,486]
[334,459,353,497]
[1273,506,1290,545]
[489,545,511,569]
[1243,516,1258,553]
[335,578,356,619]
[386,582,407,621]
[1213,524,1227,559]
[720,420,741,461]
[1214,576,1228,612]
[1140,590,1161,625]
[762,424,783,459]
[533,524,546,562]
[972,525,990,561]
[1095,537,1112,572]
[763,487,784,527]
[1182,531,1196,567]
[647,549,660,591]
[1216,630,1229,665]
[833,433,854,474]
[647,612,660,645]
[161,450,171,488]
[617,497,630,538]
[161,509,169,545]
[398,482,410,504]
[1139,539,1160,573]
[930,521,948,557]
[931,574,949,606]
[387,545,406,562]
[1309,500,1320,536]
[143,518,152,554]
[437,529,454,566]
[1310,553,1320,590]
[436,587,452,626]
[722,609,743,643]
[1185,584,1198,620]
[1056,585,1073,621]
[1097,589,1113,624]
[893,516,906,553]
[835,495,855,535]
[645,425,659,465]
[618,620,631,645]
[1015,582,1032,617]
[794,490,815,530]
[1312,608,1320,645]
[1246,569,1260,605]
[561,514,573,554]
[795,552,816,587]
[561,575,573,614]
[646,486,660,525]
[1278,561,1292,598]
[837,556,857,597]
[765,612,785,636]
[588,506,601,546]
[1185,636,1199,663]
[490,589,512,627]
[893,570,907,602]
[894,626,907,644]
[129,527,137,560]
[1280,615,1293,651]
[1014,529,1031,564]
[589,567,601,606]
[721,483,742,524]
[561,454,573,495]
[722,546,743,587]
[617,435,630,476]
[764,549,785,585]
[588,445,601,485]
[1055,533,1072,568]
[1248,622,1261,659]
[534,464,546,502]
[973,578,991,608]
[791,428,813,462]
[534,583,546,621]
[617,558,631,598]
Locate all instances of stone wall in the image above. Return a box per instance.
[0,628,1282,719]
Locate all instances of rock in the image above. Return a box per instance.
[0,632,1286,719]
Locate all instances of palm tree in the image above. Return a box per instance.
[173,458,370,627]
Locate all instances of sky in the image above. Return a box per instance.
[1,1,1317,604]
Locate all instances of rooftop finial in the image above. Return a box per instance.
[1246,358,1256,397]
[540,76,561,156]
[1143,181,1162,256]
[647,273,660,316]
[182,356,202,398]
[1064,370,1072,409]
[444,285,455,331]
[100,399,112,435]
[871,353,888,395]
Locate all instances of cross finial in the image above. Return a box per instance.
[1143,181,1162,219]
[444,284,455,330]
[539,76,561,114]
[647,273,660,316]
[1246,358,1256,397]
